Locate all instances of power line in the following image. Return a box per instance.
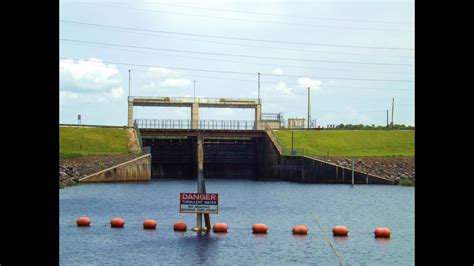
[110,65,413,90]
[84,63,413,91]
[113,66,413,92]
[61,41,413,75]
[61,20,414,59]
[120,67,413,91]
[60,39,414,67]
[59,57,415,83]
[60,20,413,51]
[77,3,414,33]
[142,2,414,25]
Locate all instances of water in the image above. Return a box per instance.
[60,179,414,265]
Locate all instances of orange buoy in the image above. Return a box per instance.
[292,225,309,235]
[332,226,349,236]
[213,223,228,233]
[252,223,268,234]
[374,227,391,238]
[143,219,157,229]
[76,217,91,227]
[110,218,125,228]
[173,222,187,231]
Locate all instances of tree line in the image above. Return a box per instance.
[327,124,414,130]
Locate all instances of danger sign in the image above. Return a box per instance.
[180,193,219,214]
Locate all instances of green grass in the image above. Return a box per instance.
[60,126,131,159]
[399,179,415,186]
[273,130,414,157]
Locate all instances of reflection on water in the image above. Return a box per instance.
[333,236,349,242]
[252,233,268,239]
[292,234,308,239]
[60,179,413,265]
[375,237,392,247]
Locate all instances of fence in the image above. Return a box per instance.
[135,119,191,129]
[198,120,256,130]
[281,147,320,158]
[130,96,260,105]
[267,131,321,159]
[135,119,257,130]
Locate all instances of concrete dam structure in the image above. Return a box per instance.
[136,127,394,184]
[131,96,393,184]
[140,129,272,179]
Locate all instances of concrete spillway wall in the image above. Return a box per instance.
[259,132,281,180]
[79,154,151,183]
[279,155,393,184]
[264,131,394,184]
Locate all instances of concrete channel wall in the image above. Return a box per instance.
[79,154,151,183]
[279,156,393,184]
[264,131,394,184]
[259,133,281,180]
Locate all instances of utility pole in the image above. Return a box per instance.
[391,98,395,129]
[257,72,260,100]
[307,87,311,129]
[128,69,131,97]
[193,80,196,100]
[386,110,389,128]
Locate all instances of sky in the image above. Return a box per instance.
[60,0,414,127]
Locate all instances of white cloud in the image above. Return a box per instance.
[60,91,79,102]
[60,58,121,91]
[274,82,293,95]
[143,81,158,91]
[60,58,126,105]
[60,91,106,104]
[272,67,283,75]
[60,87,124,105]
[147,67,179,78]
[297,77,322,90]
[161,78,191,88]
[140,68,191,93]
[111,87,124,98]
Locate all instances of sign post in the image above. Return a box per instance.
[192,133,212,232]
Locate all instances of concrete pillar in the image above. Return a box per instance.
[191,103,199,129]
[127,99,134,127]
[255,104,262,130]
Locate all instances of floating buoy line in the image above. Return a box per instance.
[74,217,391,240]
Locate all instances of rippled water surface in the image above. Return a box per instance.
[60,179,414,265]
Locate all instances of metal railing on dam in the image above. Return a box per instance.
[130,96,261,105]
[135,119,257,130]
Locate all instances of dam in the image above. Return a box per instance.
[129,96,393,184]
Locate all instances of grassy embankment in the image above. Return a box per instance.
[273,130,414,157]
[60,126,132,159]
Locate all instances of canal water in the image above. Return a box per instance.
[60,179,414,265]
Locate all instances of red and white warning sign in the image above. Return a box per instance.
[180,193,219,214]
